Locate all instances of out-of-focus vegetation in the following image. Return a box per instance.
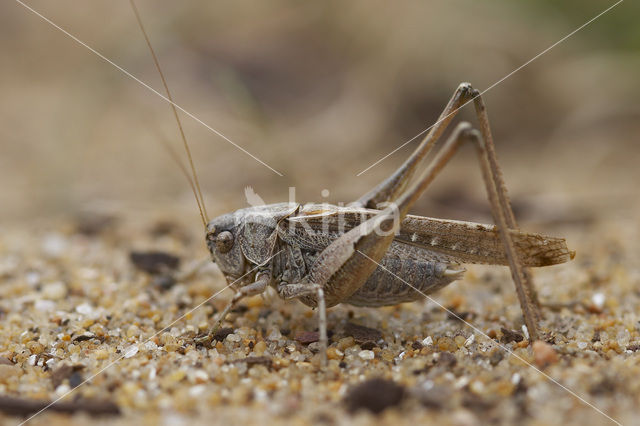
[530,0,640,51]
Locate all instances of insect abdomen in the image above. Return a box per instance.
[343,257,464,307]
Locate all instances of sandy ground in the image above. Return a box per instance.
[0,188,639,426]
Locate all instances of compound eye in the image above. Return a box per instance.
[216,231,234,253]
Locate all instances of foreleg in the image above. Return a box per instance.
[195,271,270,345]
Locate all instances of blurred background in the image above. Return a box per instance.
[1,0,638,228]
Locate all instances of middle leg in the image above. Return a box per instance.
[277,283,328,366]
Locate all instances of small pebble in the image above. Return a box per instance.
[226,333,242,343]
[253,341,267,355]
[124,345,139,358]
[42,233,67,257]
[129,251,180,274]
[344,322,382,343]
[95,349,109,360]
[358,350,375,360]
[193,370,209,383]
[34,299,56,311]
[438,337,457,352]
[144,341,158,351]
[344,378,405,414]
[511,373,521,385]
[500,327,524,343]
[25,271,40,286]
[27,354,37,366]
[42,281,67,300]
[469,380,485,394]
[327,347,344,360]
[189,385,207,397]
[76,303,95,316]
[337,337,355,351]
[592,293,606,310]
[521,325,530,340]
[55,384,71,397]
[26,341,44,354]
[212,327,234,342]
[267,329,282,341]
[294,331,319,344]
[533,341,558,368]
[126,325,141,338]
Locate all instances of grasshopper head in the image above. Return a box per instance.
[205,203,298,284]
[206,212,246,281]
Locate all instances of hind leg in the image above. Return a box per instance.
[356,82,542,333]
[472,93,540,318]
[356,83,475,208]
[362,122,542,340]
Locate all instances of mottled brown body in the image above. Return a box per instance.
[251,203,570,308]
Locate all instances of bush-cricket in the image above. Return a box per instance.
[129,1,574,366]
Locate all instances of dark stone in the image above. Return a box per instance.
[436,351,457,367]
[590,377,617,395]
[488,350,504,366]
[462,391,496,411]
[294,331,319,344]
[344,322,382,344]
[361,341,377,350]
[231,305,248,314]
[212,327,235,342]
[72,332,95,343]
[152,275,176,290]
[68,372,84,388]
[51,364,84,388]
[344,378,405,414]
[0,396,120,417]
[447,309,473,322]
[129,251,180,274]
[500,327,524,343]
[75,214,117,236]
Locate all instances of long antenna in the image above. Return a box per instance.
[129,0,210,226]
[157,130,207,226]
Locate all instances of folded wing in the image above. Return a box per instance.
[283,205,573,267]
[397,216,573,267]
